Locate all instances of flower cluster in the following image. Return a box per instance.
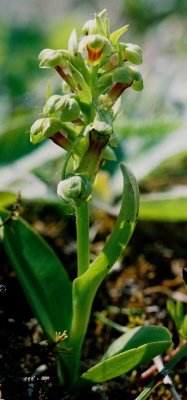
[30,9,143,201]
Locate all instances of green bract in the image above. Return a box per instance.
[110,25,129,44]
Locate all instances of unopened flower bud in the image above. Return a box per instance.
[82,19,98,35]
[120,43,142,65]
[79,34,112,66]
[30,117,62,144]
[82,9,107,36]
[43,95,80,122]
[38,48,63,69]
[57,175,92,201]
[112,66,133,85]
[130,67,143,91]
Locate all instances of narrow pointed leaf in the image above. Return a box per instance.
[91,163,139,270]
[73,163,139,308]
[0,209,72,340]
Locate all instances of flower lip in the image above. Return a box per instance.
[79,34,112,66]
[86,44,104,65]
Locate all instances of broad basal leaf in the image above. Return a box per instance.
[0,209,72,340]
[72,326,171,390]
[101,325,171,360]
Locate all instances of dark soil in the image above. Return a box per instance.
[1,204,187,399]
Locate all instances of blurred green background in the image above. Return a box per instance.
[1,0,187,221]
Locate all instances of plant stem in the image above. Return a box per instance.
[90,65,99,99]
[57,200,90,384]
[74,200,90,277]
[64,290,94,384]
[134,342,187,400]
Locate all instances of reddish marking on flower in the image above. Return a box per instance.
[86,44,104,65]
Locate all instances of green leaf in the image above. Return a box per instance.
[140,196,187,222]
[94,163,139,267]
[0,114,37,165]
[101,325,171,360]
[0,209,72,340]
[73,326,171,389]
[0,192,17,207]
[74,163,139,307]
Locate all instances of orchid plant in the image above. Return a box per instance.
[0,10,172,397]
